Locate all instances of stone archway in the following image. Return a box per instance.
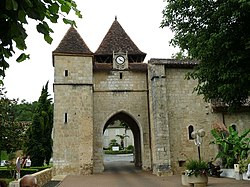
[103,111,142,168]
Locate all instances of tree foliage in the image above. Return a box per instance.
[13,100,38,122]
[25,82,53,166]
[116,134,129,149]
[161,1,250,110]
[0,87,26,156]
[0,0,82,83]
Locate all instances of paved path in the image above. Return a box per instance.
[57,163,250,187]
[55,154,250,187]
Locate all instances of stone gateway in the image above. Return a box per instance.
[52,18,250,176]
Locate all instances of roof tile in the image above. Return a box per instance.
[53,27,93,55]
[95,18,146,62]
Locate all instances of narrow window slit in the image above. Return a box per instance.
[188,125,194,140]
[64,113,68,123]
[65,70,68,77]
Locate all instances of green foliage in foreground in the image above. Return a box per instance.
[0,0,82,83]
[210,126,250,168]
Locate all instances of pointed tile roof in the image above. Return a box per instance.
[53,27,93,55]
[95,17,146,63]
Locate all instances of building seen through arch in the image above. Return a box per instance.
[103,119,134,150]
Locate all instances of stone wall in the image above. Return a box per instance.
[163,68,218,173]
[164,67,250,174]
[148,64,172,176]
[33,168,53,187]
[92,70,152,173]
[53,55,94,176]
[52,54,250,176]
[148,60,250,174]
[9,168,52,187]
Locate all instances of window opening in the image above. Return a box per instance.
[64,113,68,123]
[65,70,68,77]
[179,160,186,167]
[188,125,194,140]
[231,124,237,131]
[120,72,123,79]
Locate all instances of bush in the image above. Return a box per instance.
[185,159,208,177]
[239,157,250,173]
[104,149,133,154]
[0,168,38,178]
[126,145,134,151]
[0,165,51,178]
[210,126,250,168]
[0,151,8,160]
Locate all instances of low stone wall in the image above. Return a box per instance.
[32,168,53,187]
[9,168,52,187]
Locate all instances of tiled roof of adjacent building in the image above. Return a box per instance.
[94,17,146,63]
[149,58,199,68]
[53,27,93,55]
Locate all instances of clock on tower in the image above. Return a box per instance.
[113,52,128,70]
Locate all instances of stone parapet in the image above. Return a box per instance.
[9,168,52,187]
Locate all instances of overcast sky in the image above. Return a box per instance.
[4,0,178,102]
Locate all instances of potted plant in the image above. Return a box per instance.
[182,159,208,186]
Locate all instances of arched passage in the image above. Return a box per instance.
[103,111,142,168]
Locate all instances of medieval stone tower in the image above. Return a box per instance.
[52,18,250,176]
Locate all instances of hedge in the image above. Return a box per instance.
[0,166,51,178]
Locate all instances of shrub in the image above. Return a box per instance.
[239,157,250,173]
[210,126,250,168]
[108,139,120,150]
[0,165,51,178]
[126,145,134,151]
[104,149,133,154]
[185,159,208,177]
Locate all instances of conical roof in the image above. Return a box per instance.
[95,17,146,63]
[53,27,93,55]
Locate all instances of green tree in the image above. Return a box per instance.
[119,120,129,134]
[0,87,26,159]
[116,134,129,150]
[161,1,250,111]
[25,82,53,166]
[13,100,38,122]
[0,0,82,83]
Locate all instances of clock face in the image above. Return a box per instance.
[115,55,125,64]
